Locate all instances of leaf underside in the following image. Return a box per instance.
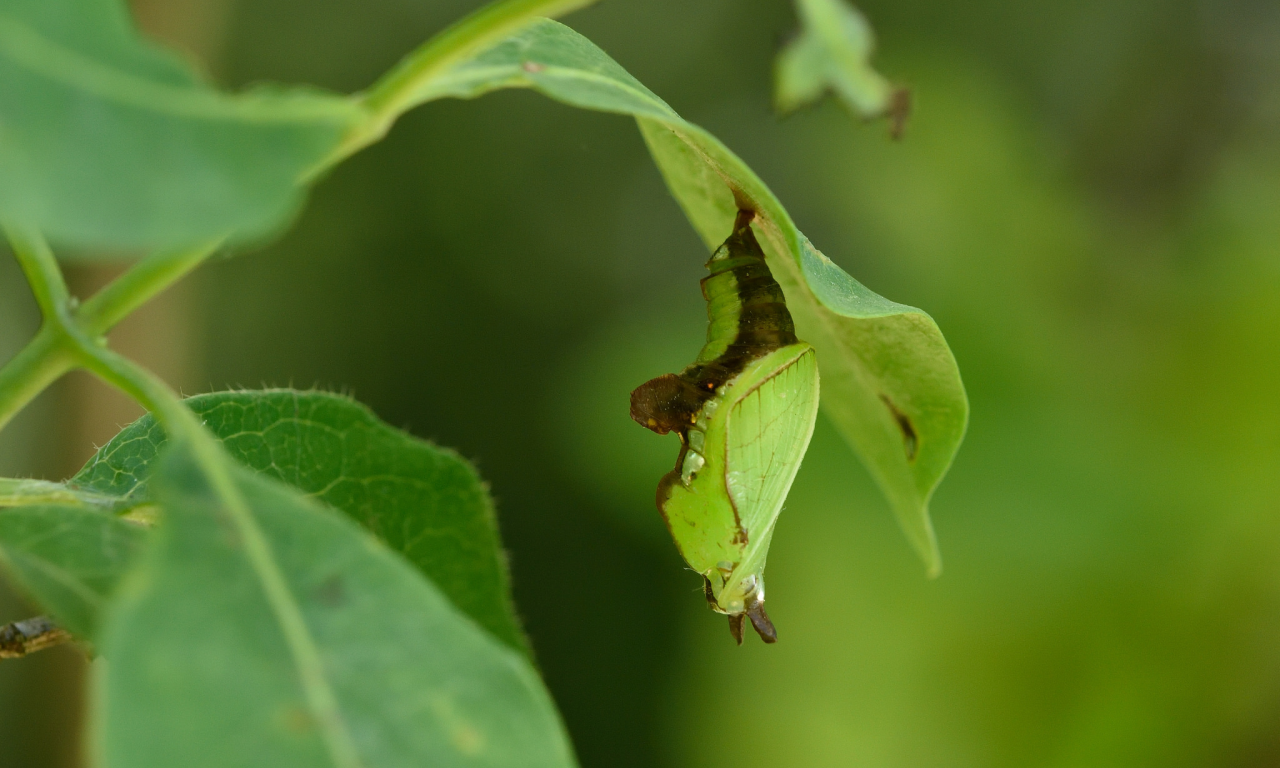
[0,0,362,251]
[95,441,575,768]
[0,503,144,640]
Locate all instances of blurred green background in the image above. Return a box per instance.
[4,0,1280,765]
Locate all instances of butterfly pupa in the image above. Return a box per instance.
[630,210,819,644]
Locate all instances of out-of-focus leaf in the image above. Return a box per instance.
[388,19,966,573]
[774,0,908,134]
[0,478,116,508]
[72,390,526,653]
[0,503,145,639]
[0,0,363,251]
[94,440,576,768]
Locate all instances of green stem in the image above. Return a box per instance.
[0,228,216,433]
[0,226,78,431]
[76,240,220,336]
[73,334,192,431]
[3,222,71,322]
[0,225,357,762]
[320,0,599,170]
[0,327,75,433]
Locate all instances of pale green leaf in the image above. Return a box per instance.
[0,0,364,251]
[0,477,116,508]
[390,18,966,574]
[775,0,907,131]
[72,390,526,652]
[0,503,145,639]
[94,440,575,768]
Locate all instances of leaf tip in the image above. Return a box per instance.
[925,552,943,580]
[899,502,942,578]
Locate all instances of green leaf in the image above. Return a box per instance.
[403,21,678,121]
[774,0,908,132]
[0,477,116,508]
[73,390,526,653]
[94,439,575,768]
[382,18,966,574]
[0,0,364,251]
[0,503,145,639]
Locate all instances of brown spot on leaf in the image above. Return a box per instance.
[315,575,345,607]
[278,706,314,734]
[880,394,919,461]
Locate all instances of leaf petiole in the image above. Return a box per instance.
[0,325,75,433]
[322,0,600,171]
[4,221,72,322]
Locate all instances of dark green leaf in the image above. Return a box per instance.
[0,0,363,251]
[74,390,526,652]
[0,503,145,639]
[387,18,966,574]
[95,440,575,768]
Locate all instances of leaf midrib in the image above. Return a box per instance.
[186,437,365,768]
[414,59,680,120]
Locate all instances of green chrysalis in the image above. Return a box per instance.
[631,210,819,644]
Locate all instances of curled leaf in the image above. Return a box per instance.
[378,18,966,574]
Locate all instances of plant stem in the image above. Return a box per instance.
[76,240,220,336]
[73,335,193,432]
[0,326,75,433]
[362,0,598,116]
[0,227,216,433]
[0,225,79,431]
[320,0,599,170]
[3,222,72,323]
